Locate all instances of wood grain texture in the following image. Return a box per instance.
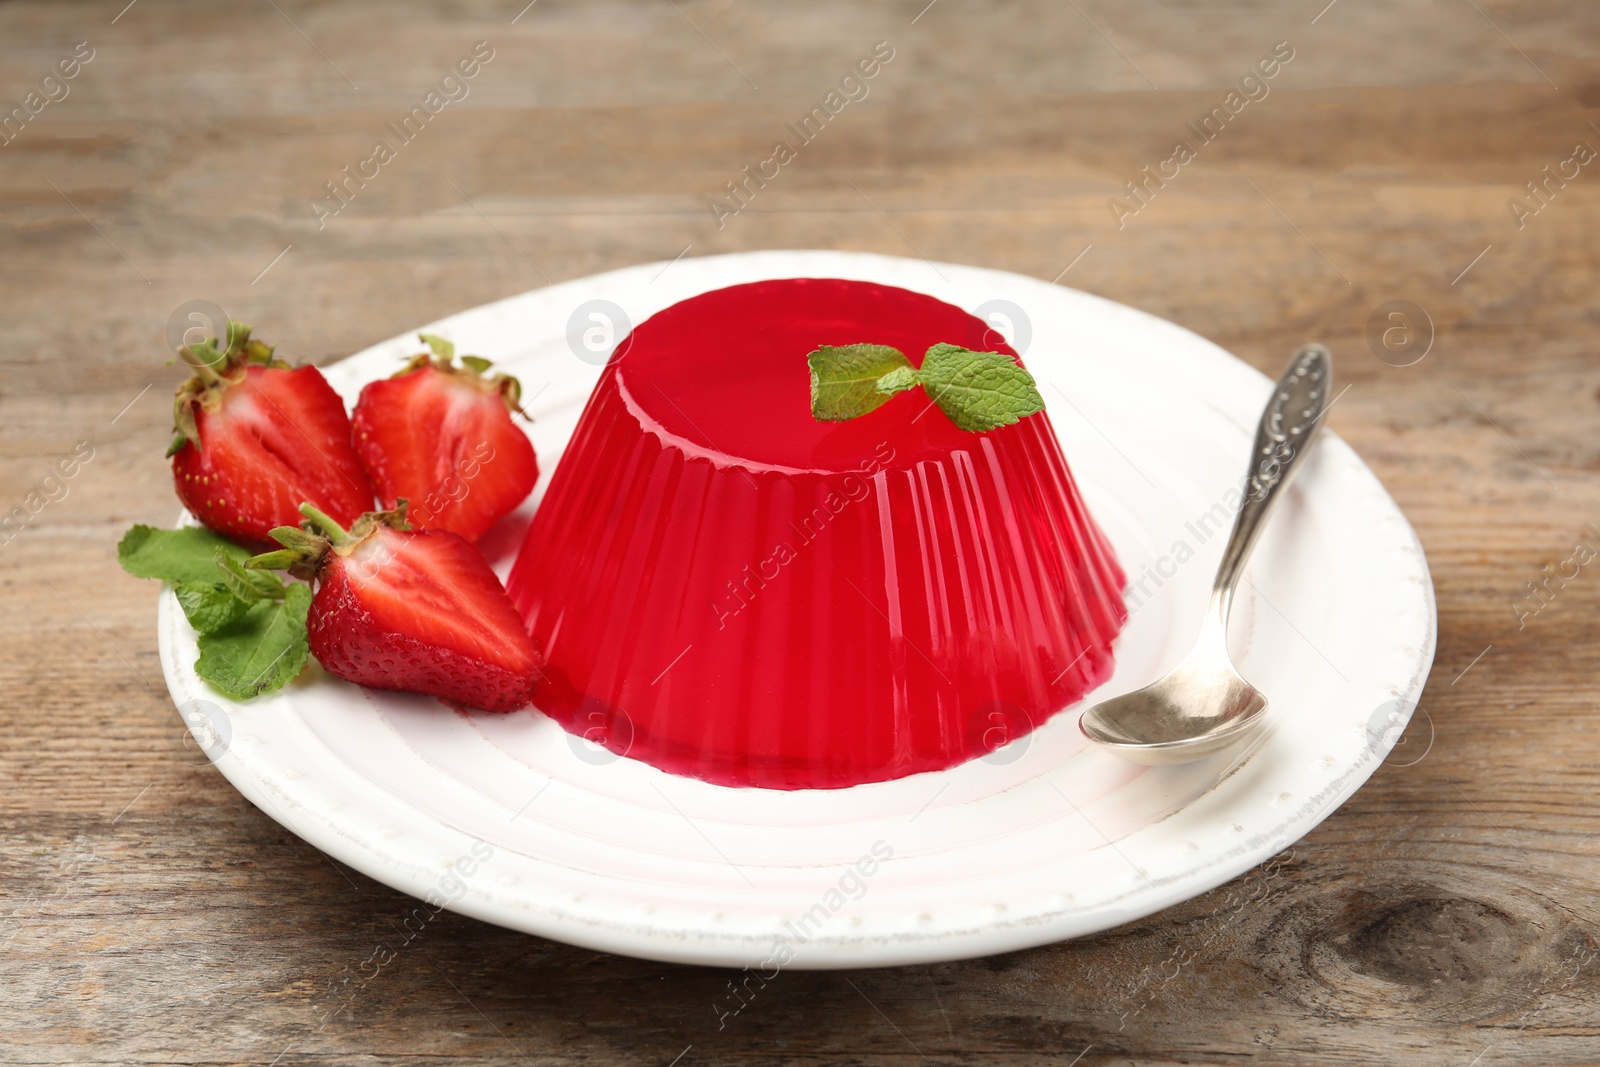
[4,0,1600,1062]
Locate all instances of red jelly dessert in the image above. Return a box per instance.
[506,278,1126,789]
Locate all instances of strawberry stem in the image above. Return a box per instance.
[298,503,354,547]
[253,502,412,582]
[178,343,224,386]
[252,522,332,582]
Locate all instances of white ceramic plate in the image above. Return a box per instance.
[159,251,1436,969]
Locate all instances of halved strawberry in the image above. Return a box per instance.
[253,502,543,712]
[169,323,374,546]
[350,335,537,542]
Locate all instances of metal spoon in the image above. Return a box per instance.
[1079,343,1332,765]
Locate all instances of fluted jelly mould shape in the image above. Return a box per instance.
[506,278,1127,789]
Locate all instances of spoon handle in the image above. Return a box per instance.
[1208,344,1332,620]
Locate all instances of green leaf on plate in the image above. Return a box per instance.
[172,580,253,635]
[121,523,311,699]
[194,582,311,700]
[118,524,252,585]
[214,547,283,602]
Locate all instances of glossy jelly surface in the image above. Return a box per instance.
[506,278,1127,789]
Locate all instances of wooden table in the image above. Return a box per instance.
[4,1,1598,1062]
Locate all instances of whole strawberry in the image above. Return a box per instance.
[351,334,537,542]
[252,502,543,712]
[169,323,374,546]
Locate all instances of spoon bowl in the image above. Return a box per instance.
[1079,629,1267,764]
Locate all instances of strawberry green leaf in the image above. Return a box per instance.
[808,344,914,422]
[419,333,455,361]
[194,582,311,700]
[244,548,303,572]
[164,431,192,459]
[915,344,1046,432]
[458,355,493,375]
[119,525,253,585]
[173,581,252,634]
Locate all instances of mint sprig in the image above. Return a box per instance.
[808,344,914,422]
[808,343,1046,432]
[172,580,252,634]
[192,584,311,700]
[118,524,253,584]
[118,524,310,700]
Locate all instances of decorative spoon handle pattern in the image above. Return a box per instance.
[1210,344,1332,619]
